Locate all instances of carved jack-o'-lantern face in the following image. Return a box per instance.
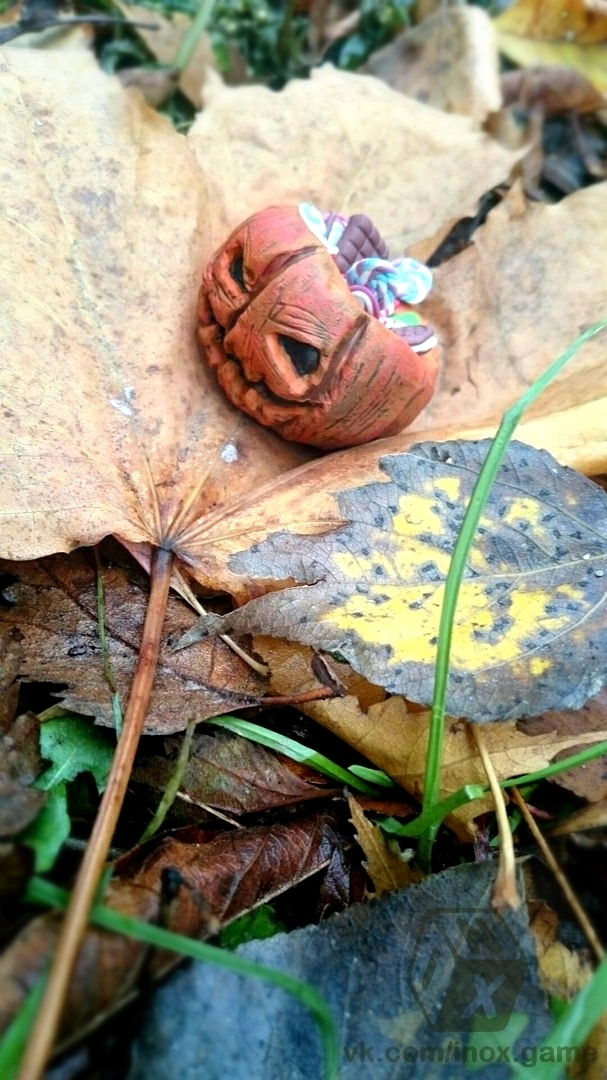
[197,205,438,450]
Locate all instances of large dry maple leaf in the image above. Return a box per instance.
[4,50,605,584]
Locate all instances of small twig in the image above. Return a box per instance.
[176,791,243,828]
[0,12,158,45]
[469,723,521,911]
[257,686,341,708]
[171,567,269,677]
[139,716,197,843]
[220,632,269,676]
[510,785,604,963]
[18,547,174,1080]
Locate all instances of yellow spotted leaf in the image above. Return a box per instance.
[210,440,607,722]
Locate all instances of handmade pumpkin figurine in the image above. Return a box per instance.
[197,203,438,450]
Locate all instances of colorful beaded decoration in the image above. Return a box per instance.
[299,202,437,354]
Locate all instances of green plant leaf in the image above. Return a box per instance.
[21,784,70,872]
[20,716,115,871]
[37,716,114,793]
[220,905,285,950]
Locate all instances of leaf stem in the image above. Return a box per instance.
[419,319,607,868]
[17,546,174,1080]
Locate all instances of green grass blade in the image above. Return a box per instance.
[509,954,607,1079]
[25,876,338,1080]
[420,319,607,867]
[208,714,387,796]
[386,735,607,840]
[139,717,197,842]
[173,0,216,73]
[0,971,47,1080]
[379,785,486,837]
[502,738,607,790]
[347,764,395,787]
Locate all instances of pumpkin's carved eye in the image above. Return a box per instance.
[229,253,246,291]
[278,334,321,377]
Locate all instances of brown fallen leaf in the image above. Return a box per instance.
[520,689,607,801]
[135,725,338,816]
[495,66,607,199]
[118,67,179,109]
[252,636,387,712]
[299,696,607,841]
[0,629,46,836]
[528,900,594,999]
[252,635,604,838]
[347,794,422,895]
[501,65,606,116]
[0,809,348,1043]
[0,844,34,935]
[0,48,310,569]
[316,844,363,917]
[0,626,21,733]
[0,551,265,735]
[363,6,501,126]
[408,182,607,473]
[3,46,602,597]
[549,796,607,837]
[0,712,45,837]
[0,48,521,589]
[189,63,521,256]
[0,631,43,931]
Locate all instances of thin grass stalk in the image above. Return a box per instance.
[419,319,607,868]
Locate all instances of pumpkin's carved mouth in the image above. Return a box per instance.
[207,304,330,408]
[208,301,378,411]
[228,351,314,409]
[212,324,314,410]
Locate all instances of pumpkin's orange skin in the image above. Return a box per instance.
[198,206,438,450]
